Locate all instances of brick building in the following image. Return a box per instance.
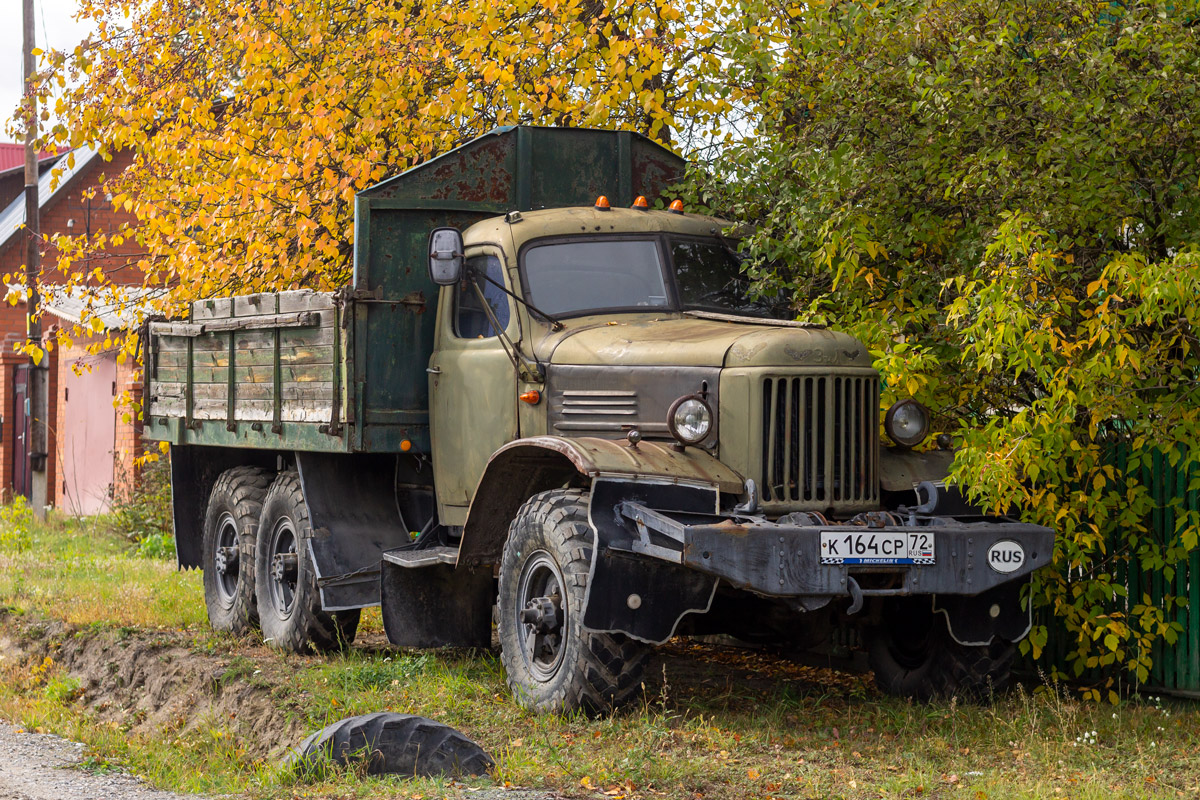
[0,144,60,212]
[0,144,144,511]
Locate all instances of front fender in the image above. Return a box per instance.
[503,436,744,491]
[456,436,744,566]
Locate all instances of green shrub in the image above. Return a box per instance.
[0,495,35,552]
[111,454,174,559]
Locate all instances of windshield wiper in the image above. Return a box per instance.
[474,269,564,332]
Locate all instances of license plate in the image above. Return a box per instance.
[819,531,935,565]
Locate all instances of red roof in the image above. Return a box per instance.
[0,143,60,173]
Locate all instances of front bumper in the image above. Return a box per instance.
[612,501,1054,599]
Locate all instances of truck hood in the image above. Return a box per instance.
[539,314,873,369]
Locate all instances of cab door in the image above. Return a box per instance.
[428,248,520,523]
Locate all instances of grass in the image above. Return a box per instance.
[0,514,205,630]
[1,513,1198,799]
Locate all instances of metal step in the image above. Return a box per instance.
[381,545,458,569]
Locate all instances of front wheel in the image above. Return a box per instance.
[497,490,648,715]
[255,471,359,653]
[868,601,1014,701]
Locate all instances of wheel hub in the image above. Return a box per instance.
[212,512,241,602]
[215,545,239,575]
[520,595,560,633]
[272,551,298,582]
[266,517,300,615]
[516,552,569,680]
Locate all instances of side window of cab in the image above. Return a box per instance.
[454,255,511,339]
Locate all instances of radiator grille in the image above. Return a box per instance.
[760,375,879,505]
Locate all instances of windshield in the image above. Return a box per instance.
[671,239,790,319]
[521,235,791,319]
[523,240,670,316]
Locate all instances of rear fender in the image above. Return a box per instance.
[456,435,744,567]
[169,445,277,570]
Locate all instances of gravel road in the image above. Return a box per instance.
[0,720,560,800]
[0,721,198,800]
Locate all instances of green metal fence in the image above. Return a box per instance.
[1031,448,1200,697]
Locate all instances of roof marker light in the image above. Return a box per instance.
[632,196,649,209]
[668,199,684,214]
[594,195,611,210]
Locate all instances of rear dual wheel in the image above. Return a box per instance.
[201,467,273,633]
[201,467,358,652]
[255,471,360,653]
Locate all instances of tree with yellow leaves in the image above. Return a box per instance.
[19,0,737,351]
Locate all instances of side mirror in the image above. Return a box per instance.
[428,227,465,285]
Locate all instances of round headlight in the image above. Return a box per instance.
[885,399,930,448]
[667,395,713,445]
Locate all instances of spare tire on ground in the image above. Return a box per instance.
[289,712,494,779]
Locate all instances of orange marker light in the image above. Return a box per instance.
[400,439,412,452]
[519,390,541,405]
[632,196,649,209]
[668,199,684,214]
[594,195,611,210]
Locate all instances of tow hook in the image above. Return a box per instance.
[846,576,864,615]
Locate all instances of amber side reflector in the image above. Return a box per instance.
[668,199,684,214]
[400,439,412,452]
[519,390,541,405]
[632,196,649,209]
[594,195,611,209]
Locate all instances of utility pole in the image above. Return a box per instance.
[22,0,48,516]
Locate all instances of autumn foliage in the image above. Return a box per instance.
[21,0,734,334]
[703,0,1200,694]
[17,0,1200,694]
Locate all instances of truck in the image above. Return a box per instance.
[144,126,1054,712]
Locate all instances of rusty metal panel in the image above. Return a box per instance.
[352,126,686,452]
[488,435,744,493]
[546,364,720,442]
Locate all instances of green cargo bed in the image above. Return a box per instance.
[143,125,686,454]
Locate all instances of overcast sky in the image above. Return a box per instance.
[1,0,93,138]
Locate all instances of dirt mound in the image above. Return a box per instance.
[0,609,307,757]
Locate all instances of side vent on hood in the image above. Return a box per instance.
[550,390,639,433]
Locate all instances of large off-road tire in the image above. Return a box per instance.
[255,471,360,653]
[290,712,494,778]
[497,489,649,715]
[868,601,1015,702]
[201,466,272,634]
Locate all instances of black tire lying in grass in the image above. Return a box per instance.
[290,712,494,779]
[201,466,273,634]
[255,471,360,653]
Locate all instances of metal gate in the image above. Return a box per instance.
[11,364,30,499]
[1033,447,1200,696]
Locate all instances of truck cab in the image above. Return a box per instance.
[145,126,1053,713]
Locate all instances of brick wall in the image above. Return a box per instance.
[0,149,143,287]
[114,349,144,502]
[0,147,141,505]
